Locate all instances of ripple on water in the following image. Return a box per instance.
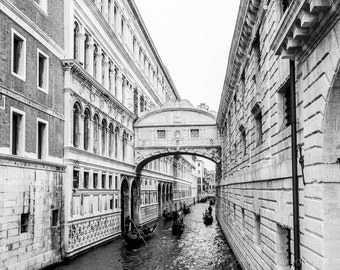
[51,203,241,270]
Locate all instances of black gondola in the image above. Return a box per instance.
[203,213,213,225]
[163,211,174,221]
[123,220,157,245]
[182,206,191,215]
[172,218,185,235]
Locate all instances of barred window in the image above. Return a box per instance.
[190,129,199,138]
[157,130,166,139]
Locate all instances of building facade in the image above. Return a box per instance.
[0,0,199,269]
[217,0,340,269]
[0,0,65,269]
[62,0,182,258]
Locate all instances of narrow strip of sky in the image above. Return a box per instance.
[136,0,240,112]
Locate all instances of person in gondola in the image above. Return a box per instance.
[125,215,131,234]
[173,211,179,225]
[208,205,212,215]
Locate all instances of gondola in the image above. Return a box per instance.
[172,218,185,235]
[182,206,191,215]
[203,213,213,225]
[123,220,157,245]
[163,211,174,221]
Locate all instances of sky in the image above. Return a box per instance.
[136,1,240,169]
[136,0,241,113]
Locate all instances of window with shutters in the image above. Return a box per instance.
[278,79,292,130]
[73,170,79,189]
[37,119,48,159]
[84,171,89,188]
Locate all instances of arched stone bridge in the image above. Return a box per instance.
[134,100,221,173]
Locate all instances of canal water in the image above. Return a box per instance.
[52,202,240,270]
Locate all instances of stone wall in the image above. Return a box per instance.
[217,0,340,269]
[0,161,64,270]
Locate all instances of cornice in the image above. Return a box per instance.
[270,0,340,60]
[78,0,166,107]
[63,59,136,121]
[217,0,261,126]
[126,0,181,100]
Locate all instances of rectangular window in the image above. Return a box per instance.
[84,172,89,188]
[37,49,49,92]
[52,209,58,226]
[109,175,113,189]
[279,80,292,129]
[254,215,261,245]
[21,213,29,233]
[190,129,199,138]
[32,0,48,12]
[102,174,106,189]
[157,130,166,139]
[37,120,47,159]
[73,170,79,189]
[93,173,98,189]
[110,198,114,209]
[11,109,25,156]
[115,198,118,209]
[12,29,26,80]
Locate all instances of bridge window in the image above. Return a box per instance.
[254,214,261,246]
[157,130,166,139]
[276,224,292,267]
[190,129,199,138]
[278,79,291,129]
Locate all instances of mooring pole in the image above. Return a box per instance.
[290,60,301,270]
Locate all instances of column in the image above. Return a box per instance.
[78,25,85,66]
[79,113,85,150]
[95,47,103,82]
[109,65,115,95]
[102,0,109,20]
[103,55,110,90]
[116,70,122,102]
[85,36,94,76]
[89,118,94,153]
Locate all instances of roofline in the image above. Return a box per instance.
[127,0,181,101]
[134,107,217,127]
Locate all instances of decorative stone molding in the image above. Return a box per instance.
[270,0,339,59]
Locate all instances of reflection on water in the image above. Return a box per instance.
[52,203,240,270]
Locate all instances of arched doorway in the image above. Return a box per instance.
[120,179,129,233]
[158,183,162,217]
[131,180,138,223]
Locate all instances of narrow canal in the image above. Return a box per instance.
[52,203,240,270]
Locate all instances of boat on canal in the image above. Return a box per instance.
[123,220,158,245]
[172,217,185,235]
[203,212,213,225]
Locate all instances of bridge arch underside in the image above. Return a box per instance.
[136,150,220,175]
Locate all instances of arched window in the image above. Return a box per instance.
[84,34,89,70]
[73,22,79,60]
[84,108,91,151]
[93,114,100,154]
[115,127,119,159]
[73,102,81,148]
[101,118,107,156]
[101,53,105,85]
[93,44,98,80]
[122,130,127,161]
[109,123,114,157]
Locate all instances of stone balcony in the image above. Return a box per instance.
[271,0,340,59]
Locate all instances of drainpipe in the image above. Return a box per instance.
[290,60,301,270]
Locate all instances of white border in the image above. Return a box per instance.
[36,117,49,159]
[10,107,26,156]
[36,48,49,93]
[11,28,26,81]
